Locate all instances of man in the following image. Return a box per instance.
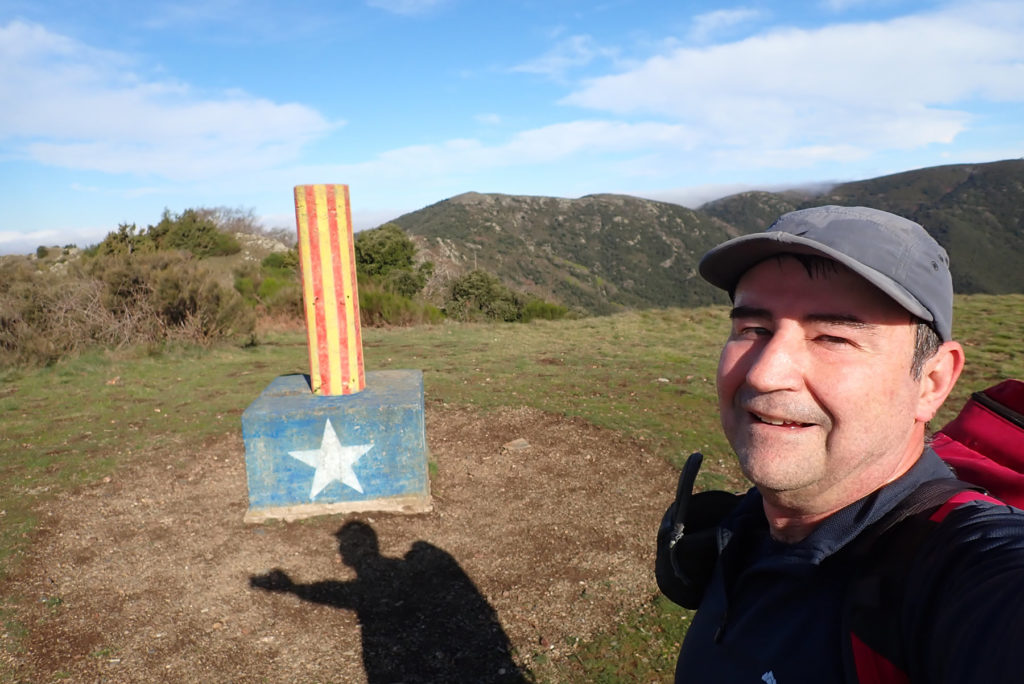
[657,205,1024,682]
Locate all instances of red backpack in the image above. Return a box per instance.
[846,379,1024,684]
[932,379,1024,505]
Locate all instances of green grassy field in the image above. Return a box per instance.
[2,294,1022,680]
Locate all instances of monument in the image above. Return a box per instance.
[241,184,432,522]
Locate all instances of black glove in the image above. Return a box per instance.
[656,453,741,609]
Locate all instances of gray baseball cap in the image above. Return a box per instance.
[699,205,953,341]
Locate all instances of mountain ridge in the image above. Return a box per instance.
[389,159,1024,313]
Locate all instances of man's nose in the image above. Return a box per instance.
[745,328,803,392]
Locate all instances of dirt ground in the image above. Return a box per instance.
[2,402,680,683]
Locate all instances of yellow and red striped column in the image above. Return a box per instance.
[294,184,365,396]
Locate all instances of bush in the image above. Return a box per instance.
[257,277,303,319]
[0,257,218,366]
[92,210,242,260]
[150,209,241,257]
[445,270,520,322]
[0,272,112,365]
[386,269,428,298]
[359,280,443,327]
[93,223,154,257]
[83,252,254,344]
[443,269,568,323]
[522,298,569,322]
[261,250,300,272]
[354,223,417,278]
[349,223,438,323]
[234,249,303,320]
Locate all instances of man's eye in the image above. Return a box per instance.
[816,334,851,346]
[737,325,770,337]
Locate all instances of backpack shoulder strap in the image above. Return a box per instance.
[841,477,982,684]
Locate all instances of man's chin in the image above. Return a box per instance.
[737,452,821,494]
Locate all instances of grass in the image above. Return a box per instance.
[363,307,738,485]
[1,294,1023,680]
[553,595,692,682]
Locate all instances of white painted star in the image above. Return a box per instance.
[288,419,374,499]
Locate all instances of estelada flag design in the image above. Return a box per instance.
[294,184,365,396]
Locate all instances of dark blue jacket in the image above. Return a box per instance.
[673,449,1024,683]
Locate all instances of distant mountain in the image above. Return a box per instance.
[698,190,809,235]
[392,192,736,314]
[704,159,1024,295]
[387,159,1024,313]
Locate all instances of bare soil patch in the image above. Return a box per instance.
[3,402,677,682]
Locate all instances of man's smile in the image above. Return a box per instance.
[749,411,815,429]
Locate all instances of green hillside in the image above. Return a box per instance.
[392,192,733,314]
[389,159,1024,314]
[705,159,1024,295]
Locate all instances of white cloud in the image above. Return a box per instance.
[689,8,762,43]
[561,2,1024,165]
[0,20,335,180]
[511,34,618,81]
[313,119,697,183]
[0,226,110,254]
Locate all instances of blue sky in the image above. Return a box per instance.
[1,0,1022,254]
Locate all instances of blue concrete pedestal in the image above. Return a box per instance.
[241,369,431,522]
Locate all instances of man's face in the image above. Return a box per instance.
[716,256,927,510]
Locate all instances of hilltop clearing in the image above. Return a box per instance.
[3,403,679,682]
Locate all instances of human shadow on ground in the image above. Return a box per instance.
[250,520,528,684]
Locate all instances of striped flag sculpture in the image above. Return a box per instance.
[294,184,365,396]
[240,185,431,522]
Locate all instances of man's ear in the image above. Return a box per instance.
[915,341,965,423]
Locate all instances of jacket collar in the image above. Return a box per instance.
[723,449,955,563]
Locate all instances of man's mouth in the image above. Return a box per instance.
[750,412,813,429]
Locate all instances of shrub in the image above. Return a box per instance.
[87,252,254,343]
[354,223,417,278]
[445,270,520,322]
[522,298,569,322]
[350,223,436,318]
[150,209,241,257]
[386,269,427,298]
[261,250,300,272]
[257,277,303,319]
[0,259,162,366]
[443,269,567,323]
[359,280,444,327]
[92,210,242,260]
[234,250,303,320]
[93,223,154,257]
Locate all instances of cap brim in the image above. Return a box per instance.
[698,231,935,325]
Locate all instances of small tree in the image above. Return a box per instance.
[151,209,241,257]
[93,223,153,257]
[354,223,417,278]
[446,270,522,322]
[353,223,434,300]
